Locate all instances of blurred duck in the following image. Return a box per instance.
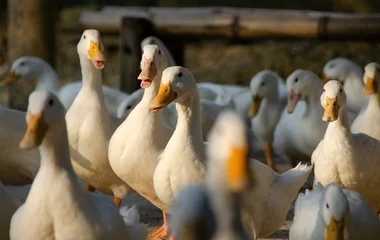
[248,70,287,171]
[351,62,380,140]
[274,69,327,167]
[0,181,22,240]
[65,29,133,207]
[290,183,380,240]
[150,68,312,238]
[172,110,253,240]
[10,91,145,240]
[312,80,380,213]
[323,57,367,115]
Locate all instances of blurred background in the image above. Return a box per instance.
[0,0,380,109]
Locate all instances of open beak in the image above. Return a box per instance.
[150,82,176,112]
[322,97,339,122]
[249,95,262,118]
[227,145,253,192]
[365,76,377,95]
[322,75,331,85]
[325,217,344,240]
[138,58,157,89]
[88,40,106,70]
[287,89,302,114]
[1,71,21,87]
[19,112,48,150]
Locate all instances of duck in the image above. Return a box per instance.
[248,70,287,171]
[290,183,380,240]
[323,57,368,115]
[65,29,132,207]
[1,56,129,117]
[10,91,146,240]
[312,80,380,212]
[150,67,313,238]
[172,111,255,240]
[0,181,22,240]
[141,36,176,67]
[108,44,173,240]
[0,105,40,185]
[351,62,380,140]
[273,69,327,167]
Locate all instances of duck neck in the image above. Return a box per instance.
[35,64,60,93]
[38,122,76,175]
[175,89,204,144]
[303,91,322,118]
[367,94,380,109]
[324,107,352,143]
[262,91,280,109]
[140,71,163,104]
[79,56,103,91]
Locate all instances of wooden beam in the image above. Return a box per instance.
[79,7,380,40]
[119,17,156,94]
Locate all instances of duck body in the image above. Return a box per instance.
[0,106,40,185]
[313,80,380,211]
[66,30,131,202]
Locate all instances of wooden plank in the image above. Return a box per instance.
[79,7,380,40]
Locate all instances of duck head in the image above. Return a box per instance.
[19,91,65,150]
[138,44,167,89]
[286,69,322,113]
[363,62,380,95]
[77,29,106,70]
[320,80,346,122]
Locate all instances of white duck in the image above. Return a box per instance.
[323,57,368,115]
[150,67,313,239]
[10,91,145,240]
[0,106,40,185]
[141,36,176,67]
[249,70,287,171]
[109,44,173,239]
[290,183,380,240]
[65,29,132,207]
[351,62,380,140]
[312,80,380,212]
[274,69,327,167]
[2,56,128,117]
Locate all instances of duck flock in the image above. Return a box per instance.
[0,29,380,240]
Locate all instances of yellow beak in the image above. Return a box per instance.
[365,76,377,95]
[19,112,48,150]
[150,82,176,111]
[227,145,253,192]
[322,75,331,85]
[322,97,339,122]
[1,71,21,87]
[88,40,105,61]
[325,217,344,240]
[249,95,262,118]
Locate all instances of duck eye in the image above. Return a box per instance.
[158,50,161,55]
[48,99,54,106]
[339,88,343,93]
[294,78,299,83]
[326,203,329,209]
[19,62,25,67]
[377,68,380,73]
[126,105,132,110]
[329,63,335,69]
[178,72,183,77]
[83,35,86,39]
[323,88,325,92]
[260,82,265,87]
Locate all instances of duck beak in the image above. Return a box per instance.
[322,97,339,122]
[138,58,157,89]
[365,76,377,95]
[88,40,106,70]
[322,75,331,85]
[227,145,252,192]
[1,71,21,87]
[19,112,48,150]
[150,82,176,112]
[249,95,262,118]
[287,89,302,114]
[325,217,344,240]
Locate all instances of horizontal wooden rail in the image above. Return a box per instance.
[79,7,380,40]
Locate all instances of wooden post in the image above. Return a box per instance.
[159,35,185,66]
[120,17,156,94]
